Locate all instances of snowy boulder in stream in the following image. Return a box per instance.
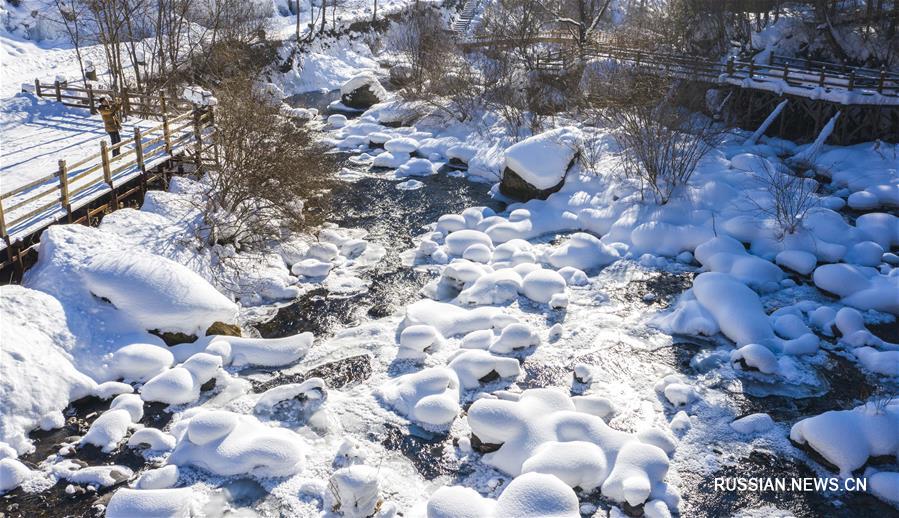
[329,465,381,518]
[448,349,521,389]
[0,458,33,493]
[500,127,583,201]
[520,269,566,304]
[467,388,673,509]
[376,368,461,429]
[0,286,96,455]
[547,233,620,271]
[427,472,580,518]
[168,410,305,477]
[80,251,239,336]
[106,487,199,517]
[813,263,899,315]
[340,72,387,110]
[790,400,899,477]
[109,343,174,382]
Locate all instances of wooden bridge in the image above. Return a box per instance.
[462,31,899,143]
[0,81,217,279]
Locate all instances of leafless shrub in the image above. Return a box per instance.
[388,5,455,97]
[594,71,719,204]
[202,77,334,251]
[749,160,820,239]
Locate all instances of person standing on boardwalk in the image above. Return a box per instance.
[98,96,123,157]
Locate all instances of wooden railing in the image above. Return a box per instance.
[31,79,194,119]
[0,108,215,241]
[462,30,899,99]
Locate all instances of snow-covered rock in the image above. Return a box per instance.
[501,127,583,200]
[398,324,443,361]
[490,323,540,354]
[790,400,899,477]
[328,465,381,518]
[0,458,32,493]
[520,269,566,305]
[730,413,775,434]
[813,263,899,315]
[168,410,304,477]
[448,350,521,389]
[106,488,199,518]
[547,233,619,271]
[377,368,461,429]
[0,286,95,455]
[128,428,177,452]
[340,72,387,109]
[134,465,179,489]
[427,472,580,518]
[109,343,174,382]
[730,343,779,374]
[372,150,411,169]
[79,250,239,336]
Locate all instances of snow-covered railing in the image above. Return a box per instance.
[462,31,899,102]
[0,109,215,245]
[577,44,899,102]
[30,79,194,119]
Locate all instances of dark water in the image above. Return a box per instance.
[284,89,342,114]
[256,169,504,339]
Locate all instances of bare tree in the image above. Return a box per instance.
[749,161,820,238]
[594,71,719,204]
[388,4,455,95]
[203,77,334,251]
[536,0,613,51]
[53,0,90,82]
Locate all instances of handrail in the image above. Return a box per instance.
[0,98,216,239]
[464,32,899,98]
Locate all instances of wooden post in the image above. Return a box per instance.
[134,128,145,173]
[0,197,7,239]
[134,127,147,194]
[726,56,735,76]
[100,140,113,186]
[193,108,204,170]
[159,94,167,116]
[54,80,62,102]
[819,66,826,87]
[87,83,96,114]
[782,63,789,81]
[878,66,886,93]
[748,59,755,79]
[34,79,42,97]
[162,114,172,154]
[58,160,71,215]
[848,69,855,91]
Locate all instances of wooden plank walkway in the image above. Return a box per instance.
[0,81,217,276]
[462,32,899,104]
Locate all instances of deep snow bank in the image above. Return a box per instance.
[0,286,96,455]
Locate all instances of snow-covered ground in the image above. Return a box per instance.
[2,2,899,517]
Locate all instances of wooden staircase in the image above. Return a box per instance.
[452,0,482,36]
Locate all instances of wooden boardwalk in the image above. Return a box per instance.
[0,81,217,278]
[461,31,899,142]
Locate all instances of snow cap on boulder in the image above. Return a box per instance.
[501,127,583,201]
[340,72,388,110]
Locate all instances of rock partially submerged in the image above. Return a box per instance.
[500,127,583,201]
[340,72,387,110]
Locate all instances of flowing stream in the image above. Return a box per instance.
[5,107,897,518]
